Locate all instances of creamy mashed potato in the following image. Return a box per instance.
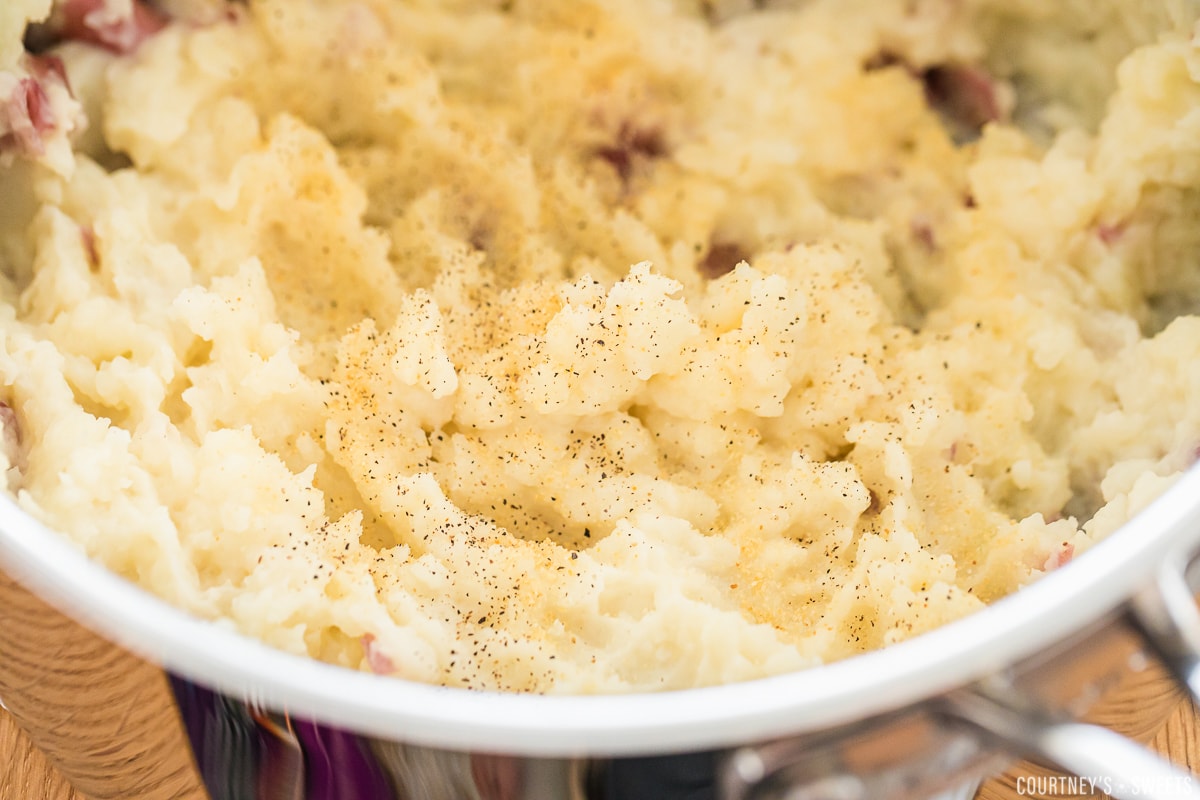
[0,0,1198,693]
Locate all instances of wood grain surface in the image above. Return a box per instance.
[0,571,207,800]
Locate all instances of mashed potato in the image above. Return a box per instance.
[0,0,1198,693]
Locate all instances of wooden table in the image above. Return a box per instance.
[1,710,82,800]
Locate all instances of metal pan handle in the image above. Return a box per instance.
[942,551,1200,800]
[941,541,1200,800]
[946,687,1200,800]
[1132,562,1200,703]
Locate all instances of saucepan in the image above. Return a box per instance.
[1,463,1200,799]
[3,1,1200,798]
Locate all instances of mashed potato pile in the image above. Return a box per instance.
[0,0,1198,693]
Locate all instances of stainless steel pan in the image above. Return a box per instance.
[1,464,1199,799]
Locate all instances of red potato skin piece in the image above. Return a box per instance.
[1097,223,1126,246]
[1,54,75,159]
[361,633,397,675]
[1043,542,1074,571]
[698,241,748,280]
[594,122,667,186]
[911,216,937,251]
[81,225,100,270]
[922,64,1003,131]
[865,52,1004,134]
[1,76,56,157]
[26,53,70,87]
[5,0,166,158]
[55,0,168,55]
[0,402,21,471]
